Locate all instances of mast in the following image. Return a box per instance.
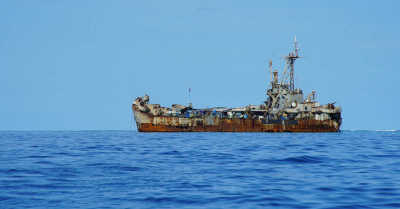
[280,36,304,92]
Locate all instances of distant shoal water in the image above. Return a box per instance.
[1,131,400,208]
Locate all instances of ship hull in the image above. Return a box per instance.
[133,106,341,133]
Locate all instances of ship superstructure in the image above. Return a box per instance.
[132,38,342,132]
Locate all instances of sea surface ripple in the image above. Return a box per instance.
[1,131,400,208]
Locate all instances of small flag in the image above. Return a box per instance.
[189,86,191,92]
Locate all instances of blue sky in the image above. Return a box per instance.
[1,0,399,130]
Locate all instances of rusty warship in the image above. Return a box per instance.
[132,38,342,132]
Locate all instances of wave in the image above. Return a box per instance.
[275,155,326,164]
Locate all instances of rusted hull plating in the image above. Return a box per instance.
[133,106,340,133]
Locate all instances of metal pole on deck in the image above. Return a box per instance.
[189,85,191,104]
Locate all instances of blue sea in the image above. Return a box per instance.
[1,131,400,208]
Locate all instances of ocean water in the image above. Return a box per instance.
[1,131,400,209]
